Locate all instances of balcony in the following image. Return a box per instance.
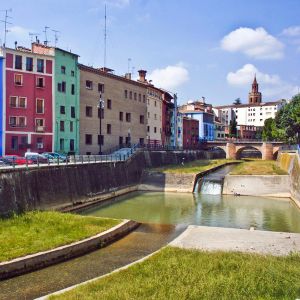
[36,126,45,133]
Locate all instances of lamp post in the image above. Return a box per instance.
[97,92,105,154]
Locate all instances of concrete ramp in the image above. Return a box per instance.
[170,225,300,256]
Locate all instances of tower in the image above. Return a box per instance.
[248,75,262,104]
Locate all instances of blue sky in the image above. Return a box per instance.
[1,0,300,105]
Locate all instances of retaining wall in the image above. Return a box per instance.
[0,150,209,217]
[223,175,291,197]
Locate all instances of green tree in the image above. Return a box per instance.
[233,98,241,105]
[229,118,238,137]
[275,95,300,143]
[262,118,276,141]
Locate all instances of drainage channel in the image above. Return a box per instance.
[0,223,185,300]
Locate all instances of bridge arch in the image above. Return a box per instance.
[210,146,226,159]
[236,146,262,159]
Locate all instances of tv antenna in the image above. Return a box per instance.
[103,4,107,68]
[0,9,12,48]
[127,58,131,73]
[52,29,60,47]
[43,26,50,45]
[29,32,39,43]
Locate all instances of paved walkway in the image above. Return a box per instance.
[170,225,300,256]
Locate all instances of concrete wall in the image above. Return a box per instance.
[278,152,300,206]
[0,150,210,217]
[223,175,291,197]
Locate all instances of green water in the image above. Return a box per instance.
[82,192,300,233]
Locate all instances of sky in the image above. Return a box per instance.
[1,0,300,105]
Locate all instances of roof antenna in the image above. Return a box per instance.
[103,4,107,68]
[127,58,131,73]
[52,29,60,47]
[29,32,39,43]
[43,26,50,46]
[0,8,13,48]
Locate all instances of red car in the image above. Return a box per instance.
[3,155,33,165]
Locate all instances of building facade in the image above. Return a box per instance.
[182,117,199,149]
[3,46,54,156]
[79,65,147,154]
[0,53,3,155]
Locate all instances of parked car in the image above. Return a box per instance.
[43,152,68,162]
[2,155,33,165]
[25,152,49,164]
[0,158,12,167]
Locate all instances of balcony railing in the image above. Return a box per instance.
[36,126,45,132]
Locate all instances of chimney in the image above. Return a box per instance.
[138,69,147,82]
[125,73,131,80]
[14,41,17,49]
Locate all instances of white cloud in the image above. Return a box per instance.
[221,27,284,59]
[227,64,299,99]
[281,26,300,37]
[148,63,189,91]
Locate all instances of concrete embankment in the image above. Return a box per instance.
[223,175,291,197]
[170,225,300,256]
[0,150,211,217]
[0,219,139,280]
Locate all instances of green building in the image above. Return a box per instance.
[54,48,80,154]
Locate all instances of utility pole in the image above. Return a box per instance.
[52,29,60,47]
[0,9,12,48]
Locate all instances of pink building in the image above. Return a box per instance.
[4,46,54,156]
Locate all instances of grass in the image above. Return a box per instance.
[51,247,300,300]
[230,160,288,175]
[0,211,121,262]
[151,159,239,174]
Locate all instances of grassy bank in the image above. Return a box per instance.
[51,247,300,300]
[0,211,120,262]
[230,160,287,175]
[151,159,239,174]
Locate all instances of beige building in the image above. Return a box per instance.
[79,65,147,154]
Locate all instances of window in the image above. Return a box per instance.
[154,114,157,120]
[71,106,76,118]
[140,115,144,124]
[129,91,132,99]
[19,97,26,108]
[14,74,23,85]
[15,55,22,69]
[11,136,18,150]
[71,70,75,77]
[134,93,137,100]
[36,77,44,88]
[138,94,141,102]
[10,96,17,108]
[36,137,43,149]
[20,136,28,146]
[70,139,75,151]
[26,57,33,71]
[60,120,65,132]
[9,117,17,127]
[70,121,74,132]
[86,106,93,117]
[139,138,144,145]
[60,106,65,114]
[37,59,44,73]
[57,83,62,92]
[154,101,157,107]
[147,126,150,132]
[119,111,123,121]
[98,135,104,145]
[143,95,146,103]
[71,84,75,95]
[36,99,44,114]
[147,112,150,118]
[36,118,44,131]
[98,83,104,93]
[119,136,123,145]
[61,81,66,93]
[61,66,66,74]
[9,116,26,127]
[85,134,92,145]
[126,113,131,122]
[60,139,64,151]
[107,124,112,134]
[154,127,157,133]
[86,80,93,89]
[107,99,112,109]
[124,90,128,98]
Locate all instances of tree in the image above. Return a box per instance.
[275,95,300,144]
[229,118,238,137]
[233,98,241,105]
[262,118,276,141]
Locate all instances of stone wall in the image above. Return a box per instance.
[223,175,291,197]
[0,150,208,217]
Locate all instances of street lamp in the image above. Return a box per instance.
[97,92,105,154]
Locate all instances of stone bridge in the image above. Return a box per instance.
[206,141,284,160]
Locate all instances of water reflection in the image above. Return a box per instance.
[82,192,300,233]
